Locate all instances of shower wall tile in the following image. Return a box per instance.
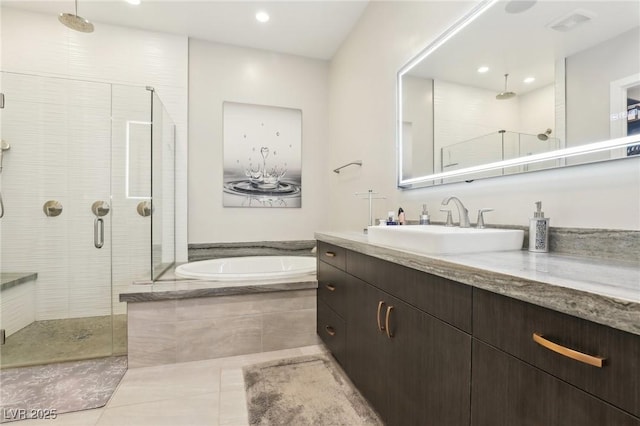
[1,7,188,325]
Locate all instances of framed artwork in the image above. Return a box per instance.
[223,102,302,207]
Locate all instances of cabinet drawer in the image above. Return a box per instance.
[317,241,346,270]
[346,250,472,333]
[472,339,640,426]
[317,298,347,366]
[474,288,640,418]
[317,261,347,318]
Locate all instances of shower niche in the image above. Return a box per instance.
[0,72,175,368]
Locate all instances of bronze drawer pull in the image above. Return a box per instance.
[385,306,395,339]
[377,301,386,332]
[325,325,336,336]
[325,284,336,292]
[533,333,606,368]
[324,251,336,258]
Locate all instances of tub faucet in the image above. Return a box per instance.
[441,196,471,228]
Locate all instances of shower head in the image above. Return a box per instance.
[59,0,94,33]
[496,74,516,100]
[537,128,552,141]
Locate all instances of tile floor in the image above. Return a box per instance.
[14,345,326,426]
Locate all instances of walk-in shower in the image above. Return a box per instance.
[0,71,176,368]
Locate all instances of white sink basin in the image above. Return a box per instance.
[367,225,524,255]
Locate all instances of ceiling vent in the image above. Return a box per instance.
[546,9,596,32]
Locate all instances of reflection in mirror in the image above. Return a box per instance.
[398,0,640,188]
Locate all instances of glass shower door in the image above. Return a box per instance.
[0,72,114,368]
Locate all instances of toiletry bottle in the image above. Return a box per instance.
[387,211,397,225]
[419,204,430,225]
[529,201,550,253]
[398,207,406,225]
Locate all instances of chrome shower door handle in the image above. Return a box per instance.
[94,217,104,249]
[91,200,109,249]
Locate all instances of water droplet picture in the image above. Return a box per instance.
[223,102,302,207]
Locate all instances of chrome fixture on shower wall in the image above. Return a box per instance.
[496,74,516,100]
[0,140,10,218]
[59,0,94,33]
[0,140,10,172]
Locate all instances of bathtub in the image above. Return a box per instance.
[174,256,316,281]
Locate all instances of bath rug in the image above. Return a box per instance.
[244,354,382,425]
[0,356,127,423]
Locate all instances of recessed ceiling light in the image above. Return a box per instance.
[477,66,489,73]
[524,77,535,84]
[125,0,141,5]
[256,11,270,23]
[505,0,537,14]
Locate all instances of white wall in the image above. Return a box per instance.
[188,39,330,243]
[327,1,640,232]
[0,7,188,319]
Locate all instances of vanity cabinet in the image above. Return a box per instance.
[473,288,640,423]
[316,239,640,425]
[316,242,349,366]
[471,339,640,426]
[317,241,472,426]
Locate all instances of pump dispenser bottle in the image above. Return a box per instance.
[419,204,430,225]
[529,201,550,253]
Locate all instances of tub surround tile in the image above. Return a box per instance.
[262,309,318,352]
[188,240,316,262]
[316,231,640,336]
[126,289,318,368]
[175,316,263,363]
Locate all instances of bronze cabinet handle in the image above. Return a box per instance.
[385,306,395,339]
[325,325,336,337]
[532,333,606,368]
[325,284,336,292]
[377,301,386,332]
[324,251,336,258]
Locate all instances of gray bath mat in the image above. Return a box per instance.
[244,354,382,425]
[0,356,127,423]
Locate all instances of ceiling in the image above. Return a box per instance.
[0,0,369,60]
[406,0,640,95]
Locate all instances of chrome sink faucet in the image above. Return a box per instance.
[441,196,471,228]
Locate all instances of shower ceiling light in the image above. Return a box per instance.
[256,11,270,23]
[125,0,141,5]
[477,66,489,73]
[524,77,535,84]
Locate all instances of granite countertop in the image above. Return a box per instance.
[1,272,38,292]
[315,231,640,336]
[119,275,318,303]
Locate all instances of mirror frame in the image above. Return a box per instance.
[396,0,639,189]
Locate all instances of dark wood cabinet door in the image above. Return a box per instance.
[345,274,389,419]
[347,274,471,426]
[471,339,640,426]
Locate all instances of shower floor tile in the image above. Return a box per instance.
[0,315,127,369]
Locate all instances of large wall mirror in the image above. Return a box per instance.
[398,0,640,188]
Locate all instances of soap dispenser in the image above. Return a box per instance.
[529,201,550,253]
[419,204,430,225]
